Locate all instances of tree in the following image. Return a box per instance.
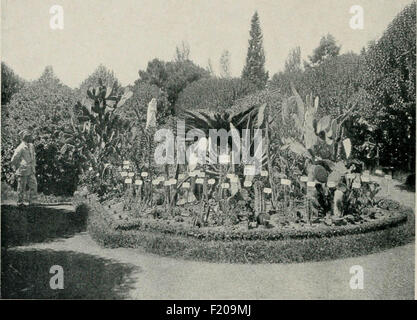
[241,11,269,89]
[219,50,231,78]
[206,58,215,76]
[1,62,25,106]
[2,66,78,195]
[270,47,304,97]
[176,77,257,112]
[284,46,302,74]
[77,64,121,101]
[359,2,416,171]
[175,41,191,62]
[119,82,170,125]
[138,58,209,107]
[307,34,341,66]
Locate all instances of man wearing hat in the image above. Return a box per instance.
[11,130,37,206]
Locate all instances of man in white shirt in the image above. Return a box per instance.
[11,130,38,206]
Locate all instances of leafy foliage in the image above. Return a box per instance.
[2,66,78,195]
[176,77,257,112]
[138,58,210,107]
[359,2,416,171]
[307,34,341,67]
[1,62,25,106]
[62,80,133,198]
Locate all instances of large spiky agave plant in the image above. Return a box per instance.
[182,103,268,173]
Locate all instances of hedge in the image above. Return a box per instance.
[83,199,414,263]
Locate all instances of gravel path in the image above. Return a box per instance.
[2,176,415,299]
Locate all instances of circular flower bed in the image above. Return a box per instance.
[78,195,414,263]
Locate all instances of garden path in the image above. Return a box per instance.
[2,176,415,299]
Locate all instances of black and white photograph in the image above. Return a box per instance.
[0,0,415,302]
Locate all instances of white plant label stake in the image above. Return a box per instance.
[244,165,256,176]
[219,154,230,164]
[261,170,269,177]
[244,180,252,187]
[263,187,272,194]
[327,181,336,188]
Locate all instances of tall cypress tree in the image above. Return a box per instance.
[241,11,268,89]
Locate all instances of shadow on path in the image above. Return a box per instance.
[1,247,140,299]
[1,205,87,247]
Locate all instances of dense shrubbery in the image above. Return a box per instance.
[176,77,257,112]
[270,2,416,172]
[1,66,78,195]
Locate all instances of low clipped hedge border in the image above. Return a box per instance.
[83,199,414,263]
[113,212,408,241]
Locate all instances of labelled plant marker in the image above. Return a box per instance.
[230,176,239,182]
[384,174,392,180]
[182,182,190,189]
[135,180,143,186]
[346,173,355,179]
[158,176,165,182]
[208,179,216,185]
[375,169,383,175]
[121,172,128,177]
[261,170,269,177]
[244,180,252,187]
[327,181,336,188]
[178,173,186,180]
[123,165,130,170]
[152,180,159,185]
[361,175,370,182]
[169,178,177,185]
[128,172,134,177]
[263,187,272,194]
[300,176,308,182]
[363,170,370,175]
[307,181,316,188]
[198,171,206,178]
[244,165,256,176]
[219,154,230,164]
[124,178,132,184]
[221,183,230,189]
[195,178,204,184]
[352,182,361,189]
[281,179,291,186]
[141,172,148,177]
[123,160,130,165]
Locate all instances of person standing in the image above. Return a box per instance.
[11,130,37,206]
